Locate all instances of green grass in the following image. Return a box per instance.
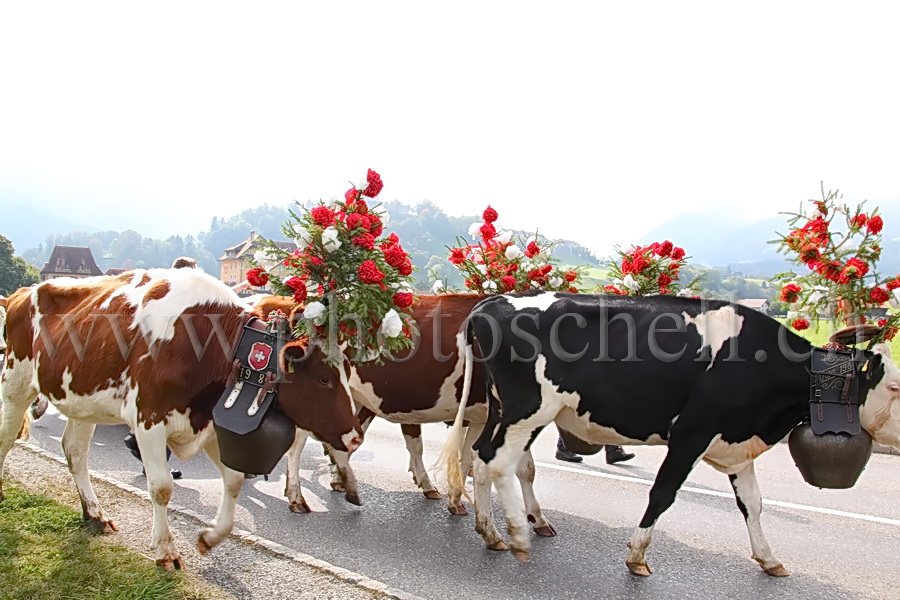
[0,483,206,600]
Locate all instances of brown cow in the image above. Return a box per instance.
[262,294,556,541]
[0,269,362,568]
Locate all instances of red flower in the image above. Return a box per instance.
[346,213,363,231]
[284,276,306,291]
[479,222,496,241]
[887,278,900,291]
[604,285,625,295]
[246,268,269,287]
[345,187,359,203]
[524,241,540,258]
[398,258,413,277]
[780,283,802,303]
[657,273,673,288]
[358,260,385,285]
[362,169,383,198]
[670,247,686,261]
[568,286,579,294]
[482,205,499,223]
[449,247,468,265]
[656,240,673,257]
[631,253,648,273]
[308,256,324,267]
[500,275,517,291]
[870,286,890,304]
[311,206,336,228]
[564,270,577,282]
[292,286,308,303]
[851,213,868,229]
[792,318,810,331]
[392,292,414,309]
[886,327,899,341]
[867,215,884,235]
[384,244,408,268]
[354,199,369,214]
[805,217,828,235]
[352,234,376,250]
[540,264,553,276]
[366,214,384,237]
[527,267,544,281]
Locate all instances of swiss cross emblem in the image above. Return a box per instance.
[248,342,273,371]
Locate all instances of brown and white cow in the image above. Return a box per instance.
[264,293,556,540]
[0,269,362,568]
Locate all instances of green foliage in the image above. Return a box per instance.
[0,235,39,296]
[0,483,204,600]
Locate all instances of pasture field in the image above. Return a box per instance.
[0,482,206,600]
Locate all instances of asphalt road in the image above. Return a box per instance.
[19,405,900,600]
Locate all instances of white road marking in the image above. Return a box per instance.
[536,461,900,527]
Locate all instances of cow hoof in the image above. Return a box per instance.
[764,564,790,577]
[532,524,557,537]
[330,481,346,493]
[423,490,442,500]
[156,557,183,570]
[627,561,652,577]
[487,540,509,552]
[345,492,362,506]
[100,520,118,534]
[512,549,531,563]
[196,531,214,555]
[447,505,468,516]
[289,501,311,514]
[86,519,117,534]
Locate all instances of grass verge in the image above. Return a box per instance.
[0,481,205,600]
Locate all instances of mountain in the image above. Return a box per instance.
[1,203,96,253]
[639,203,900,277]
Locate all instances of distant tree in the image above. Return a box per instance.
[0,235,39,295]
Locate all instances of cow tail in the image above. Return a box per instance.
[437,319,475,500]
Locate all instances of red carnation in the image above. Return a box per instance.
[792,318,810,331]
[358,260,385,285]
[362,169,383,198]
[246,268,269,287]
[780,283,802,303]
[483,205,499,223]
[449,247,468,265]
[870,286,890,304]
[851,213,868,229]
[398,258,413,277]
[500,275,517,291]
[480,222,496,241]
[311,206,336,228]
[346,213,363,231]
[656,240,673,257]
[657,273,674,288]
[604,285,625,295]
[670,247,686,261]
[292,286,308,303]
[392,292,414,309]
[352,234,376,250]
[887,277,900,291]
[867,215,884,235]
[284,276,306,291]
[564,270,577,282]
[345,187,359,203]
[367,214,384,237]
[568,286,579,294]
[631,254,648,273]
[524,241,540,258]
[384,244,408,268]
[308,256,324,267]
[355,199,369,214]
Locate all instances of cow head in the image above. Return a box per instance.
[860,344,900,449]
[277,339,363,452]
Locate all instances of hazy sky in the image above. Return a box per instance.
[1,2,898,256]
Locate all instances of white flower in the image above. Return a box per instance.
[381,309,403,338]
[495,230,512,245]
[890,288,900,309]
[805,202,825,219]
[531,280,541,288]
[357,175,370,190]
[373,205,390,225]
[834,202,848,215]
[476,264,487,275]
[253,249,278,266]
[321,226,341,252]
[549,277,563,288]
[468,222,483,238]
[303,301,326,321]
[471,247,483,263]
[623,274,639,290]
[505,245,522,260]
[396,284,413,294]
[483,280,498,292]
[432,280,445,294]
[324,196,342,208]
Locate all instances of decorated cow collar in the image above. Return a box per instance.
[808,346,870,436]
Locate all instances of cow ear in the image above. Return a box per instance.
[280,340,309,374]
[863,353,885,389]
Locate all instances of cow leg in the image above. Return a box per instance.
[448,423,483,516]
[327,406,375,496]
[0,360,38,502]
[61,418,117,533]
[401,424,440,500]
[472,455,508,551]
[196,433,245,559]
[517,450,555,537]
[134,424,182,569]
[729,461,788,577]
[285,429,311,513]
[626,433,714,576]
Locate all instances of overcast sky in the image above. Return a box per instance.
[1,2,898,256]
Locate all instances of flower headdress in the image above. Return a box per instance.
[772,184,899,342]
[602,241,690,296]
[444,206,582,294]
[248,169,417,365]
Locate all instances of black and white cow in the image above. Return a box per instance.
[440,290,900,576]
